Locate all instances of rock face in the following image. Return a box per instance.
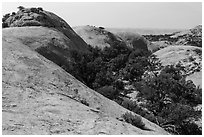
[73,25,125,49]
[154,45,202,87]
[3,7,89,52]
[2,27,168,135]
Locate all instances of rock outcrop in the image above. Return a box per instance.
[3,7,89,52]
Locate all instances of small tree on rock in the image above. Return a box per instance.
[17,6,25,10]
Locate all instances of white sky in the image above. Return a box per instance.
[2,2,202,29]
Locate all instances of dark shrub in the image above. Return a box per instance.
[2,13,10,22]
[178,120,202,135]
[12,12,16,16]
[137,65,202,134]
[97,86,117,99]
[2,22,8,28]
[80,99,89,106]
[120,98,157,123]
[122,112,145,129]
[121,98,139,111]
[30,7,40,13]
[37,7,43,11]
[99,26,105,29]
[17,6,25,10]
[193,48,202,57]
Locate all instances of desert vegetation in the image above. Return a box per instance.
[61,42,202,134]
[122,112,146,130]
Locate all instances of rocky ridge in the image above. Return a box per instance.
[3,7,89,52]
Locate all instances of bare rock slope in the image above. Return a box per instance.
[2,9,168,135]
[2,28,168,135]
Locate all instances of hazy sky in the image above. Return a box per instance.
[2,2,202,29]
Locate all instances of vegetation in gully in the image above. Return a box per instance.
[64,43,202,134]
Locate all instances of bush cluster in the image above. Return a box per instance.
[68,43,155,93]
[136,65,202,134]
[64,42,201,135]
[119,98,157,124]
[122,112,145,129]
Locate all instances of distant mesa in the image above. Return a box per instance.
[142,25,202,52]
[106,27,183,35]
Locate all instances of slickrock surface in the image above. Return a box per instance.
[2,27,168,135]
